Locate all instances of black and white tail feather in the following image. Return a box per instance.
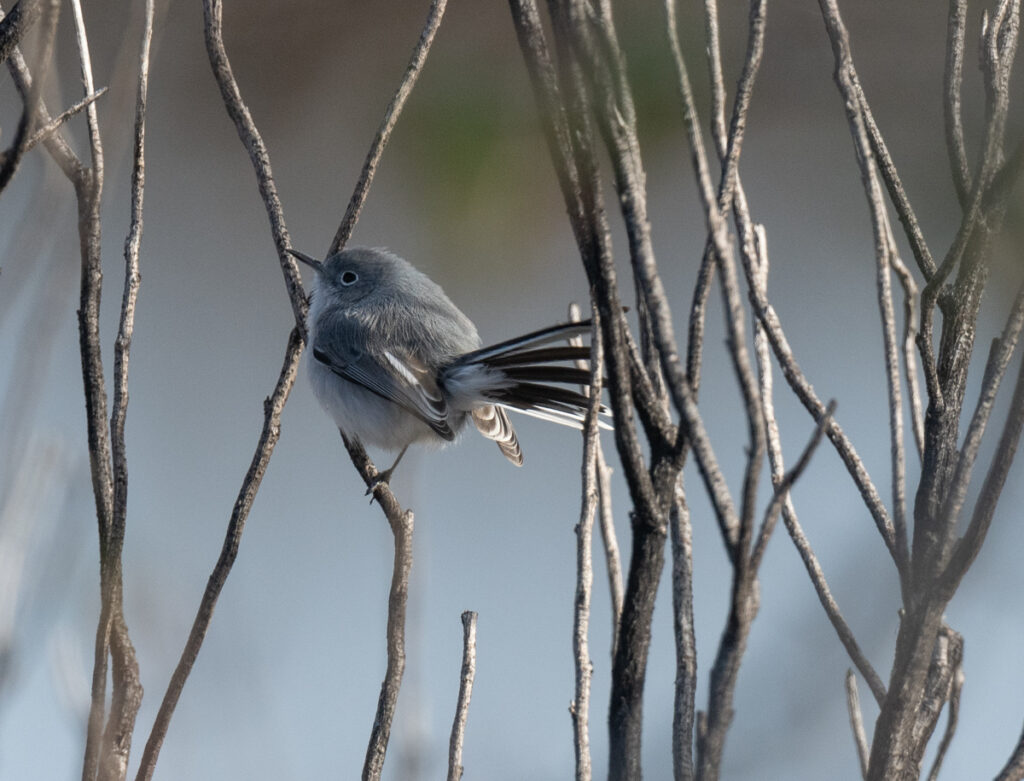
[443,320,611,465]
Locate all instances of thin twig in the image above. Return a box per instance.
[669,483,696,781]
[96,0,156,777]
[846,670,870,779]
[447,611,477,781]
[854,80,937,281]
[751,226,886,706]
[569,304,623,657]
[65,0,118,774]
[816,0,911,591]
[888,245,925,460]
[22,88,108,153]
[944,0,971,208]
[749,400,834,574]
[568,301,603,781]
[329,0,448,255]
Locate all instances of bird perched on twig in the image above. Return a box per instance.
[288,246,609,488]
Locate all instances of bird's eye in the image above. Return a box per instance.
[340,270,358,286]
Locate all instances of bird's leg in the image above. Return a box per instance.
[366,444,409,496]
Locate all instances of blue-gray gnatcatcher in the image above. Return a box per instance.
[287,246,606,485]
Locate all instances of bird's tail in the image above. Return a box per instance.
[442,320,611,465]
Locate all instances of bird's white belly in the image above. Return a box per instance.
[307,355,444,451]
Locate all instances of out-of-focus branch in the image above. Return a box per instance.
[0,0,56,193]
[0,0,41,65]
[447,612,477,781]
[328,0,447,255]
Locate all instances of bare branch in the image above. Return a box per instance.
[569,303,622,655]
[337,435,416,781]
[22,88,108,153]
[888,247,925,460]
[567,302,604,781]
[944,0,971,208]
[854,81,938,281]
[752,226,886,706]
[750,400,834,574]
[446,611,477,781]
[328,0,448,255]
[845,670,870,780]
[669,484,696,781]
[815,0,912,590]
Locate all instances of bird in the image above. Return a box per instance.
[287,246,608,488]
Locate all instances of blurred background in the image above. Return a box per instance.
[1,0,1023,778]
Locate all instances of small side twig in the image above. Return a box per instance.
[22,88,108,154]
[845,670,870,780]
[447,612,477,781]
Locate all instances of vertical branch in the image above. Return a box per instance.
[361,511,414,781]
[815,0,911,587]
[569,303,623,657]
[569,303,604,781]
[944,0,971,207]
[447,612,477,781]
[96,0,157,777]
[669,484,696,781]
[64,0,116,775]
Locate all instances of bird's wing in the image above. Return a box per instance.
[312,317,455,441]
